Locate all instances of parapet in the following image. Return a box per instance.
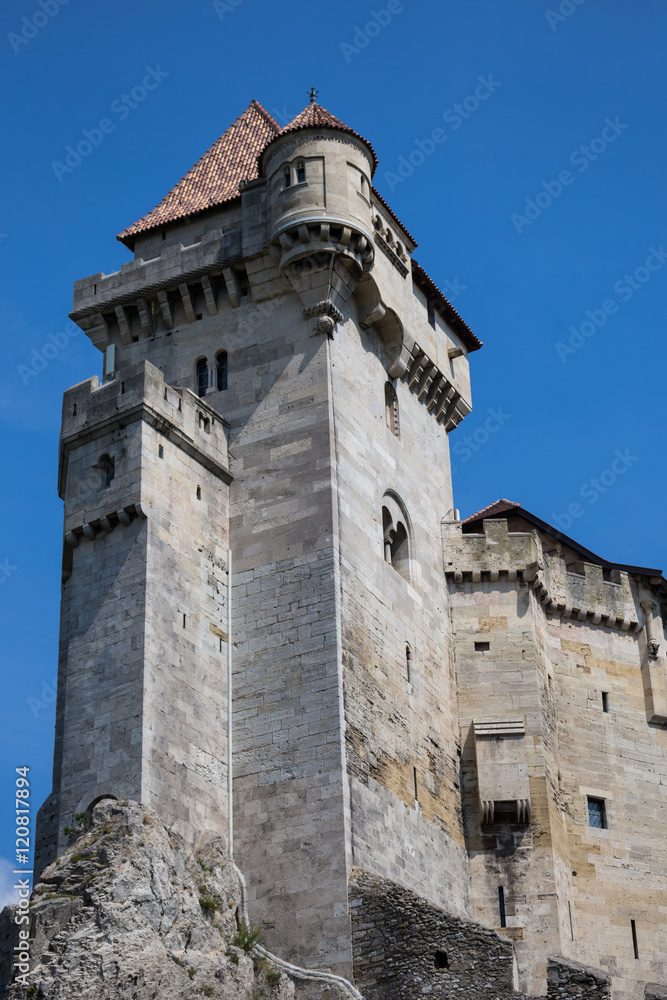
[442,518,641,633]
[59,360,231,539]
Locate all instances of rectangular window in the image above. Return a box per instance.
[475,641,490,652]
[427,300,436,328]
[498,886,507,928]
[587,796,606,829]
[601,691,610,713]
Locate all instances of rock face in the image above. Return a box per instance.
[0,800,295,999]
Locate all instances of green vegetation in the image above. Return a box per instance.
[233,920,264,952]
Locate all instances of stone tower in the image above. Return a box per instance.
[35,97,666,1000]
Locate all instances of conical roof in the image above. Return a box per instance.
[268,99,378,174]
[117,100,280,248]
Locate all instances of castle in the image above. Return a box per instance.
[34,95,666,999]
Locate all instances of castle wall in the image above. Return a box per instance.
[451,574,564,994]
[218,292,353,976]
[548,615,667,1000]
[445,518,667,999]
[38,363,231,866]
[328,308,472,916]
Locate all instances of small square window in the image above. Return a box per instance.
[474,641,490,652]
[587,796,606,829]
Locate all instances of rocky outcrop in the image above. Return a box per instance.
[0,799,294,999]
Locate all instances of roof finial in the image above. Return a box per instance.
[308,87,319,104]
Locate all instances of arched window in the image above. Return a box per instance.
[100,454,114,490]
[283,165,291,188]
[382,492,412,582]
[296,161,306,183]
[216,350,228,391]
[385,382,399,438]
[196,358,208,398]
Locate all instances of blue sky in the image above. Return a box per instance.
[1,0,665,900]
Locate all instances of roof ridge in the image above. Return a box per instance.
[249,99,281,132]
[117,100,281,247]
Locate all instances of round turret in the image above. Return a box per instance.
[261,100,377,319]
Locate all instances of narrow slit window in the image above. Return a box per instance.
[631,919,639,960]
[182,613,186,629]
[100,455,115,490]
[385,382,400,438]
[296,161,306,183]
[568,901,574,941]
[196,486,201,500]
[216,350,228,391]
[601,691,610,713]
[427,300,436,328]
[498,887,506,928]
[413,767,418,802]
[158,445,164,459]
[587,796,607,829]
[196,358,208,398]
[405,643,411,683]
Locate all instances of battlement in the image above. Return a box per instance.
[442,517,641,632]
[59,360,231,538]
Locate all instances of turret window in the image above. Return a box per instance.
[216,350,228,391]
[196,358,208,397]
[296,161,306,183]
[283,166,291,188]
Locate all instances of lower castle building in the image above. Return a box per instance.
[33,95,666,999]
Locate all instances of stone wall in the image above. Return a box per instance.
[445,517,667,999]
[37,361,232,869]
[349,868,610,1000]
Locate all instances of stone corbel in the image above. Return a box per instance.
[303,300,343,337]
[641,599,662,658]
[114,305,132,345]
[179,283,196,323]
[157,290,174,330]
[223,267,241,307]
[358,301,386,330]
[136,298,153,338]
[76,312,111,351]
[200,275,217,316]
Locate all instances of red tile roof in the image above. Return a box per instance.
[271,101,378,175]
[371,185,417,248]
[462,499,663,578]
[117,100,281,248]
[411,261,483,353]
[463,499,520,523]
